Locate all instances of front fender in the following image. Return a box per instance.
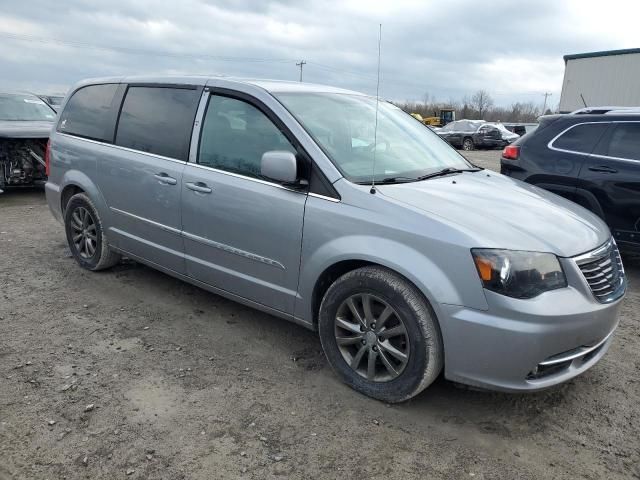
[295,234,488,324]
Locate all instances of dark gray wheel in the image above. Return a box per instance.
[69,206,97,259]
[318,266,443,403]
[334,293,410,382]
[64,193,121,271]
[462,137,474,151]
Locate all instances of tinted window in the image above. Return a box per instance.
[198,95,295,178]
[552,123,608,154]
[58,84,119,141]
[115,86,200,161]
[601,123,640,160]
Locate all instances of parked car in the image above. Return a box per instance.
[0,92,56,193]
[46,77,625,402]
[502,122,538,136]
[38,94,65,112]
[436,119,519,150]
[501,107,640,253]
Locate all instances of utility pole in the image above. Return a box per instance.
[542,92,553,114]
[296,60,306,82]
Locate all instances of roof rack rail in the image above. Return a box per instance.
[570,106,640,115]
[604,107,640,115]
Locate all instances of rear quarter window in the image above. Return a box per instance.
[551,123,609,154]
[596,123,640,161]
[57,84,120,142]
[115,86,201,161]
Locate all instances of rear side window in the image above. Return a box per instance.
[115,86,200,161]
[598,123,640,161]
[58,84,119,142]
[551,123,609,154]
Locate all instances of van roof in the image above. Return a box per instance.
[73,75,365,96]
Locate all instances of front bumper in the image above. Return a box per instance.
[438,255,624,392]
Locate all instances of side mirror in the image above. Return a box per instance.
[261,150,297,183]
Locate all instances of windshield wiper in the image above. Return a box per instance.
[355,176,416,185]
[415,167,482,181]
[377,176,417,184]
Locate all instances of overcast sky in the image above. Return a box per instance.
[0,0,637,108]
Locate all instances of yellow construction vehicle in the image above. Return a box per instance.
[410,108,456,127]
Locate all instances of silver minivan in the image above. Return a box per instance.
[45,76,626,402]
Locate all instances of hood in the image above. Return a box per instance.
[377,171,609,257]
[0,120,53,139]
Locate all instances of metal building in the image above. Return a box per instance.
[559,48,640,113]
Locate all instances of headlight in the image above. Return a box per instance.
[471,249,567,299]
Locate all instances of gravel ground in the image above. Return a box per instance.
[1,156,639,479]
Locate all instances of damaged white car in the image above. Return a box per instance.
[0,93,56,193]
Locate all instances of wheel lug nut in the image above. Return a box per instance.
[372,346,378,352]
[371,323,376,330]
[361,339,366,345]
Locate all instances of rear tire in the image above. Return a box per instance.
[318,266,443,403]
[64,193,121,271]
[462,137,475,151]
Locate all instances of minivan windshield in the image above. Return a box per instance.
[0,94,56,121]
[275,92,471,183]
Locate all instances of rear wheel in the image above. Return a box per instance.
[64,193,120,271]
[318,266,443,403]
[462,137,475,151]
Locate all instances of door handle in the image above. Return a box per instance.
[185,182,212,194]
[588,166,618,173]
[154,173,178,185]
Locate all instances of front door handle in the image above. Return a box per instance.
[588,165,618,174]
[154,173,178,185]
[185,182,212,194]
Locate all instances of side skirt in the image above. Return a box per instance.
[110,245,315,331]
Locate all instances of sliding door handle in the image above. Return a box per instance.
[153,173,178,185]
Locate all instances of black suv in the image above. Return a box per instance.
[500,107,640,252]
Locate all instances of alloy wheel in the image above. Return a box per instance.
[334,293,410,382]
[70,206,97,259]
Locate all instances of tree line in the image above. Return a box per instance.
[394,89,552,123]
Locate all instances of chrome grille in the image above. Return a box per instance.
[574,239,626,303]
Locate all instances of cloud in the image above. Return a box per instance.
[0,0,637,108]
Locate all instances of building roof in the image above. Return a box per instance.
[564,48,640,63]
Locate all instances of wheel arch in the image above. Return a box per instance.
[300,239,468,330]
[59,170,112,227]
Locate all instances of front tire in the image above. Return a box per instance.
[462,137,475,151]
[318,266,443,403]
[64,193,121,271]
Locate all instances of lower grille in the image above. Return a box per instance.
[527,330,614,380]
[574,239,626,303]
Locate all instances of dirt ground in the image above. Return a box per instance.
[1,152,639,479]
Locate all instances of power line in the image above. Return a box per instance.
[1,31,375,81]
[0,32,294,64]
[295,60,306,82]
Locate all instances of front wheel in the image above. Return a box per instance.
[64,193,121,271]
[462,137,475,151]
[318,266,443,403]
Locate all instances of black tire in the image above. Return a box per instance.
[462,137,475,151]
[64,193,121,271]
[318,266,443,403]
